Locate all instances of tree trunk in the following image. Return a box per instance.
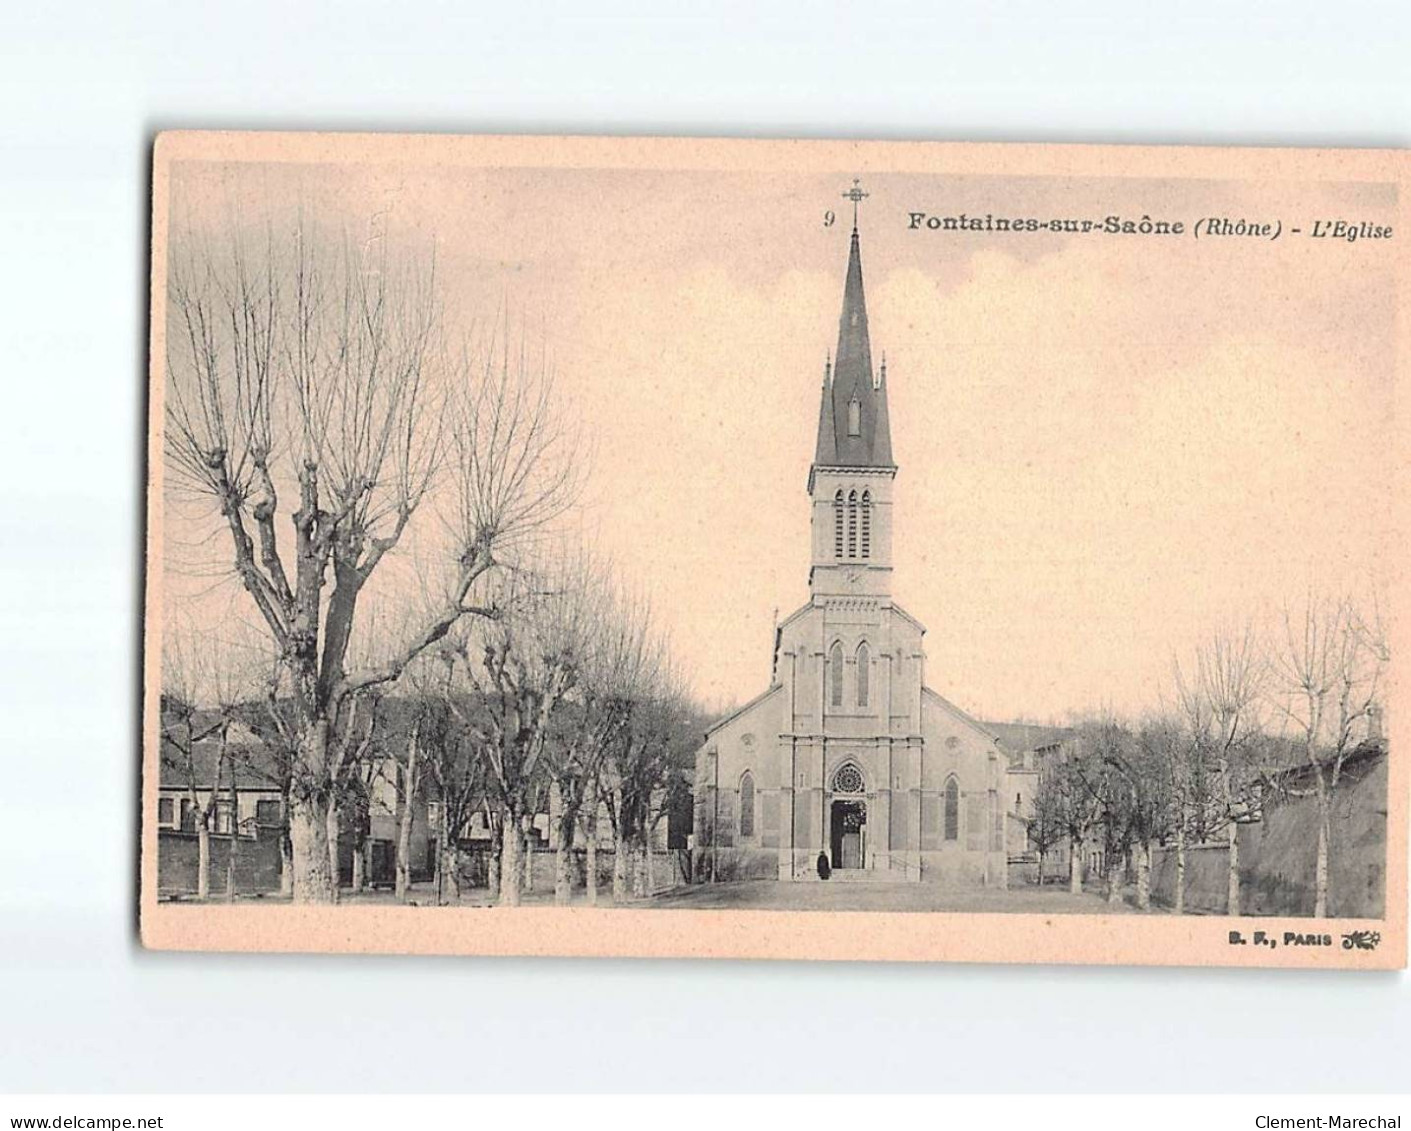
[325,797,341,900]
[196,823,211,901]
[631,839,647,899]
[1314,788,1331,918]
[1106,852,1124,905]
[396,790,415,901]
[289,793,336,903]
[612,830,629,903]
[521,814,535,894]
[644,822,655,898]
[499,814,522,907]
[585,810,599,907]
[487,819,501,897]
[226,776,239,902]
[1036,850,1045,887]
[554,804,577,907]
[1135,840,1152,911]
[351,840,365,894]
[612,786,628,902]
[1069,836,1082,895]
[1174,823,1186,915]
[279,829,294,898]
[1226,818,1241,916]
[439,837,461,904]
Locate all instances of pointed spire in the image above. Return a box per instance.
[811,221,894,469]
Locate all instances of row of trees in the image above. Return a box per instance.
[1027,594,1387,918]
[160,208,701,904]
[161,557,700,907]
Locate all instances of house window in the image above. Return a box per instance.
[158,797,174,826]
[255,799,281,826]
[180,798,196,833]
[856,642,870,707]
[847,396,861,437]
[1015,792,1022,814]
[846,490,857,558]
[860,491,871,559]
[833,490,844,558]
[739,772,755,838]
[215,801,235,835]
[944,778,960,841]
[829,642,844,707]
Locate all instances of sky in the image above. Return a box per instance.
[160,156,1398,723]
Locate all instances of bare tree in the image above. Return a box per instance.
[159,620,264,900]
[163,213,579,903]
[1268,593,1387,917]
[1037,735,1103,896]
[1025,759,1065,886]
[541,583,657,905]
[442,559,597,905]
[601,654,692,903]
[1176,625,1265,915]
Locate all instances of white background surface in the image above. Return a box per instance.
[1,0,1408,1094]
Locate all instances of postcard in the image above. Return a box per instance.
[142,132,1406,967]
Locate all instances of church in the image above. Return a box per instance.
[693,216,1018,886]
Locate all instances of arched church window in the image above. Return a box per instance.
[829,641,844,707]
[944,777,960,841]
[833,490,844,559]
[739,772,755,838]
[856,642,870,707]
[847,395,861,437]
[846,490,858,558]
[860,491,871,559]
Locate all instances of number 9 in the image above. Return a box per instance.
[823,210,836,228]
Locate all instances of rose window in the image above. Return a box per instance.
[832,764,864,793]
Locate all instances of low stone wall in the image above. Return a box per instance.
[158,828,283,897]
[1150,753,1386,918]
[692,847,782,882]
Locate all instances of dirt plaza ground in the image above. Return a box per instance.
[648,879,1143,914]
[176,877,1146,913]
[309,878,1143,913]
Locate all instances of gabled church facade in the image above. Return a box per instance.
[694,222,1014,885]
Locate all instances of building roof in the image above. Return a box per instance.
[812,227,894,472]
[701,683,785,742]
[158,732,286,791]
[981,721,1075,758]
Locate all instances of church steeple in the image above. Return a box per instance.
[806,197,898,600]
[812,225,894,474]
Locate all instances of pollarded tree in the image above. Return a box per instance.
[444,558,598,906]
[164,213,579,903]
[160,618,268,900]
[1025,758,1066,886]
[1268,593,1387,918]
[1040,740,1103,896]
[601,659,695,902]
[1175,625,1265,915]
[540,583,661,905]
[1070,716,1139,906]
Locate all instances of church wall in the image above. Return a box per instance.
[694,686,789,881]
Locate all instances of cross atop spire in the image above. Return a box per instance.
[841,177,869,232]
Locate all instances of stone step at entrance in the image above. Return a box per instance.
[827,867,894,883]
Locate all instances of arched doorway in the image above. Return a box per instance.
[830,798,867,869]
[828,761,867,869]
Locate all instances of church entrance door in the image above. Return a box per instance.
[830,799,866,869]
